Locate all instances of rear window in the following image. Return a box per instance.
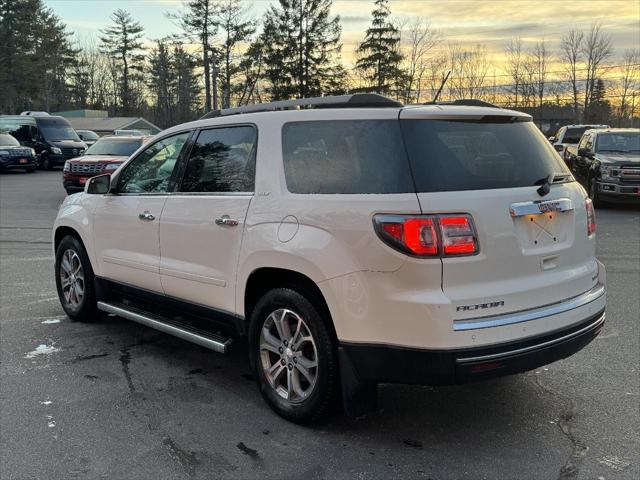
[564,127,589,143]
[282,120,414,194]
[401,120,569,193]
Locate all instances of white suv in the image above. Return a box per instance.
[53,94,606,423]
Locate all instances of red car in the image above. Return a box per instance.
[63,135,151,194]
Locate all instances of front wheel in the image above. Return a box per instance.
[43,155,53,170]
[589,177,605,208]
[55,235,97,321]
[249,288,338,424]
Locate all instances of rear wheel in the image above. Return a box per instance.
[249,288,338,424]
[55,235,97,321]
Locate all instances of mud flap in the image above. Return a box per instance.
[339,346,378,418]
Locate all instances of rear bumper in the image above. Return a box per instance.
[339,308,605,385]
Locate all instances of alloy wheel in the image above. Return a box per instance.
[259,308,318,403]
[59,249,85,308]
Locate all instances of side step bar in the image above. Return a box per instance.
[97,301,233,353]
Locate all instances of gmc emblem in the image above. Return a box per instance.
[456,301,505,312]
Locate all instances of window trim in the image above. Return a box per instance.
[110,129,196,196]
[173,123,258,196]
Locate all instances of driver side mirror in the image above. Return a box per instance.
[578,148,593,158]
[85,174,110,194]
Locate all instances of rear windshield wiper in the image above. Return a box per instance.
[533,173,570,196]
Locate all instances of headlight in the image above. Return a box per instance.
[63,161,70,171]
[600,165,617,180]
[30,148,36,156]
[51,147,62,154]
[104,163,122,171]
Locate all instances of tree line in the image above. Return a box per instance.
[1,0,638,129]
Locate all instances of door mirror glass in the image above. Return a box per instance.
[85,174,110,194]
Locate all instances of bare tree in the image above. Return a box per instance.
[401,18,440,103]
[447,43,490,100]
[616,49,640,126]
[582,24,613,122]
[505,37,523,107]
[560,29,584,121]
[531,39,549,107]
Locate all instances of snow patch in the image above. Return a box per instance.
[41,319,61,325]
[25,344,61,359]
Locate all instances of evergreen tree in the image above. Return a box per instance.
[356,0,403,95]
[586,78,611,123]
[148,40,175,126]
[173,44,201,123]
[171,0,218,112]
[261,0,345,99]
[100,9,146,114]
[216,0,255,108]
[0,0,75,113]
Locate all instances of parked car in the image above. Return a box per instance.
[0,114,87,169]
[76,129,99,147]
[114,129,145,137]
[62,135,150,194]
[549,124,609,161]
[0,133,37,173]
[565,128,640,207]
[53,94,606,424]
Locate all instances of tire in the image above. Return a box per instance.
[589,177,605,208]
[249,288,338,424]
[55,235,98,321]
[43,155,53,170]
[26,167,36,173]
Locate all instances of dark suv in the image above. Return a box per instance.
[32,116,87,169]
[0,134,37,172]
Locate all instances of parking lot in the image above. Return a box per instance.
[0,170,638,480]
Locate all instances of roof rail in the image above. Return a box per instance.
[423,99,499,108]
[200,93,403,119]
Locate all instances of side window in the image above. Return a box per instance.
[578,134,589,150]
[117,132,190,194]
[282,120,413,194]
[585,135,594,151]
[180,126,256,193]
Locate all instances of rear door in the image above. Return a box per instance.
[159,125,257,313]
[400,110,598,321]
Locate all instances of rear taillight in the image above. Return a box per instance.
[373,214,478,258]
[585,198,596,236]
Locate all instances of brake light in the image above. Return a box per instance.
[374,214,478,257]
[585,198,596,236]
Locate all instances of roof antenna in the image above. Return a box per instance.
[432,71,451,104]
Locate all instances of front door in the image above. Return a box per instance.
[93,131,191,293]
[159,125,257,313]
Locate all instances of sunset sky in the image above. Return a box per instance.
[45,0,640,74]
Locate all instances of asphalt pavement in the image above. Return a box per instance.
[1,170,638,480]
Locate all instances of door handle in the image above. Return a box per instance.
[138,211,155,221]
[215,215,239,226]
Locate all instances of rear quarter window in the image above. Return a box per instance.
[282,120,414,194]
[401,119,569,192]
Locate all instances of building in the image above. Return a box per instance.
[53,110,162,136]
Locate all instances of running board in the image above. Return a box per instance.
[97,301,232,353]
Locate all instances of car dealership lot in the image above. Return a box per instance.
[1,171,638,480]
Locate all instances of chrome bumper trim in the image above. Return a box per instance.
[509,198,573,217]
[453,284,606,331]
[456,311,605,363]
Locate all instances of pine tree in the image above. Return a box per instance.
[171,0,218,112]
[356,0,403,95]
[148,40,175,127]
[216,0,255,108]
[586,78,611,123]
[173,44,201,123]
[261,0,345,99]
[100,9,146,114]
